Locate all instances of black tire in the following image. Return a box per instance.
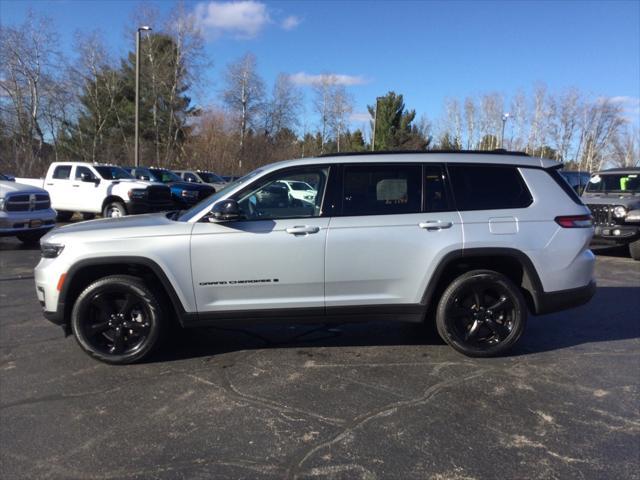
[71,275,165,364]
[436,269,527,357]
[102,201,127,218]
[56,211,73,221]
[17,230,46,245]
[629,240,640,261]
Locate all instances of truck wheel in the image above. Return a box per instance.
[436,269,527,357]
[102,201,126,218]
[56,211,73,221]
[17,231,46,245]
[71,275,165,364]
[630,240,640,261]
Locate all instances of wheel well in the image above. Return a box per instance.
[62,263,178,327]
[102,196,126,212]
[425,254,538,314]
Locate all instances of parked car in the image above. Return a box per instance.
[221,175,240,182]
[582,168,640,260]
[36,151,596,364]
[560,170,591,195]
[16,162,173,220]
[174,170,227,191]
[124,167,216,209]
[1,174,56,244]
[275,179,318,203]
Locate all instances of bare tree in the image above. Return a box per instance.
[548,88,581,161]
[509,90,528,152]
[266,73,302,136]
[609,126,639,168]
[328,84,353,153]
[312,74,336,154]
[527,84,549,156]
[463,97,477,149]
[444,98,462,149]
[578,98,626,171]
[222,53,265,170]
[478,93,503,150]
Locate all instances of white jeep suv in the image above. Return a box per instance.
[34,152,596,364]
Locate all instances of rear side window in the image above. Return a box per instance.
[448,164,533,211]
[342,164,421,216]
[184,172,199,182]
[52,166,71,179]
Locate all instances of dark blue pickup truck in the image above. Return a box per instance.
[124,167,215,208]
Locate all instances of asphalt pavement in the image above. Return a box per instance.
[0,237,638,480]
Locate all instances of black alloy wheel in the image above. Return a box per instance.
[71,275,165,364]
[436,270,527,357]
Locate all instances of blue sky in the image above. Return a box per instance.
[2,0,639,132]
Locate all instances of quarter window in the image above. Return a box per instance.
[424,165,451,212]
[342,164,421,216]
[52,166,71,179]
[448,164,533,211]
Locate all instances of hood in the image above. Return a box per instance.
[0,180,48,196]
[44,213,172,242]
[581,193,640,208]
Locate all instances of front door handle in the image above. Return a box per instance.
[286,225,320,235]
[419,221,453,231]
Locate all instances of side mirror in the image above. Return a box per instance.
[81,173,99,184]
[210,199,242,221]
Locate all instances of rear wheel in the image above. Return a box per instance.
[102,201,126,218]
[629,240,640,261]
[71,275,165,364]
[436,270,527,357]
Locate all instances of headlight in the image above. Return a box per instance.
[181,190,198,199]
[41,243,64,258]
[613,206,627,218]
[128,188,148,200]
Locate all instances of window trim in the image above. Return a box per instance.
[445,163,534,212]
[422,163,455,213]
[219,164,333,222]
[52,165,72,180]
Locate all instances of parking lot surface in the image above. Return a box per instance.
[1,238,638,480]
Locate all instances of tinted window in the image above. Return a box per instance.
[237,167,329,220]
[52,166,71,180]
[586,173,640,193]
[184,173,199,183]
[424,165,451,212]
[94,166,132,180]
[449,164,533,211]
[75,166,96,180]
[342,164,421,216]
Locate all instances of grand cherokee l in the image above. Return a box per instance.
[35,152,596,364]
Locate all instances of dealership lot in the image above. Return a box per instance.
[0,238,638,479]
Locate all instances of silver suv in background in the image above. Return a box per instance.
[35,151,596,364]
[0,174,56,244]
[174,170,228,192]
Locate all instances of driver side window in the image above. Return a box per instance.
[237,167,329,220]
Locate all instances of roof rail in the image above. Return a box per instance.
[319,149,530,158]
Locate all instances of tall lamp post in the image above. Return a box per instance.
[500,112,510,149]
[135,26,152,167]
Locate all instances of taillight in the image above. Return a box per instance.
[555,215,593,228]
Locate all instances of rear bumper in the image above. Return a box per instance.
[535,280,596,315]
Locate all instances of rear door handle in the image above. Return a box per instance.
[286,225,320,235]
[419,221,453,231]
[46,183,54,186]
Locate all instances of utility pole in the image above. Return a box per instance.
[500,112,510,149]
[371,97,381,151]
[135,26,152,167]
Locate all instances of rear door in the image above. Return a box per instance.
[324,163,463,311]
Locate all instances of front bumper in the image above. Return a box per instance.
[591,224,640,246]
[0,209,57,237]
[535,280,597,315]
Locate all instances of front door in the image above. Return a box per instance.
[191,165,331,313]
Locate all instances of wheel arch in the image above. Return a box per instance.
[57,256,190,331]
[422,248,545,315]
[102,196,127,214]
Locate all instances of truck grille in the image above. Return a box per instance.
[4,193,51,212]
[147,186,172,206]
[586,204,614,226]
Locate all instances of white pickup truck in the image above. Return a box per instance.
[17,162,173,220]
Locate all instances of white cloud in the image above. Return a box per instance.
[288,72,368,86]
[193,1,271,39]
[350,112,372,123]
[281,15,301,30]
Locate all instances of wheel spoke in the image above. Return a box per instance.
[118,294,137,315]
[110,329,125,354]
[472,289,482,309]
[450,300,471,319]
[88,321,111,335]
[464,320,481,341]
[485,318,509,339]
[92,295,116,317]
[488,296,511,312]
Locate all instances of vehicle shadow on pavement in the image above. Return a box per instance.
[150,286,639,363]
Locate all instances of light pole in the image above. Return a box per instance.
[500,112,510,149]
[371,96,382,151]
[135,26,152,167]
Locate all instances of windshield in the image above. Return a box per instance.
[586,173,640,193]
[200,172,225,183]
[94,166,134,180]
[149,168,182,183]
[178,168,264,221]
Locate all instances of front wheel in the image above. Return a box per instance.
[102,201,127,218]
[436,270,527,357]
[71,275,165,364]
[629,239,640,261]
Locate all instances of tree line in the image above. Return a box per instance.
[1,10,637,177]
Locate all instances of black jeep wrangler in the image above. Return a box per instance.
[582,168,640,260]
